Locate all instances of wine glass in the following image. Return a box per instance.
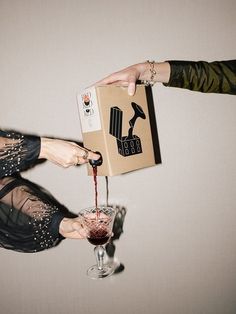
[79,206,116,279]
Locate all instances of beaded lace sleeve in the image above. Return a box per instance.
[0,177,66,252]
[0,130,67,252]
[0,130,40,178]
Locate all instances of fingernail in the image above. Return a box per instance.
[128,90,134,96]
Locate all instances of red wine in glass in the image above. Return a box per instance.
[87,227,110,246]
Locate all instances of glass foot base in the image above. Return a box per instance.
[87,264,115,279]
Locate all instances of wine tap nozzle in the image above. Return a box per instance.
[89,151,103,168]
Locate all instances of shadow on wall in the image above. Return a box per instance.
[105,205,127,275]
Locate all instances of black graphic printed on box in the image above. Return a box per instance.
[109,102,146,157]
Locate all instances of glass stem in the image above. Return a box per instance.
[94,245,105,270]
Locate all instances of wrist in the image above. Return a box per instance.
[140,61,170,84]
[157,61,171,83]
[39,137,51,159]
[59,218,70,236]
[139,61,152,82]
[140,60,157,86]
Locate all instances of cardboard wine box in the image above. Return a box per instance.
[77,84,161,176]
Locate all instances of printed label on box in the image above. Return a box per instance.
[77,87,101,133]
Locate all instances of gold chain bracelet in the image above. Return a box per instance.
[142,60,157,87]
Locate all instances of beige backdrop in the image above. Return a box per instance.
[1,1,236,314]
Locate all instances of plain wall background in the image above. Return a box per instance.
[0,1,236,313]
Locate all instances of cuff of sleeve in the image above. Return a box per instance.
[49,211,67,240]
[24,135,41,162]
[163,60,178,87]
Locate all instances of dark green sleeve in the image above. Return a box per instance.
[164,60,236,95]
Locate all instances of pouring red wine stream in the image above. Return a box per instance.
[89,152,103,217]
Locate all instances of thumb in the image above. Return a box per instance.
[127,75,137,96]
[128,81,136,96]
[73,221,88,237]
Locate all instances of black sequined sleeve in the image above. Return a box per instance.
[0,176,66,252]
[0,129,41,178]
[164,60,236,95]
[0,130,69,252]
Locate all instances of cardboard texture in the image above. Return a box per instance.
[77,85,161,176]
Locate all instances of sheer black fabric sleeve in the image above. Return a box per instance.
[0,129,78,253]
[0,176,69,253]
[164,60,236,95]
[0,130,41,178]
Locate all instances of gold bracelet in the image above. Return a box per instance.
[142,60,157,87]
